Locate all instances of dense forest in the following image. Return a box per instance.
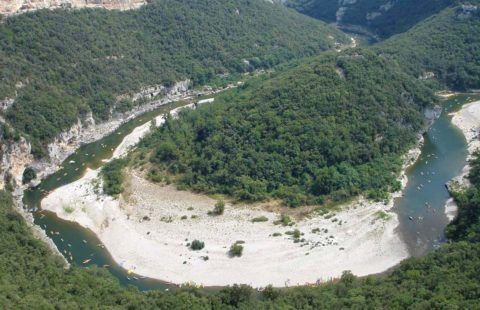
[377,1,480,91]
[2,0,480,307]
[286,0,454,38]
[2,149,480,307]
[0,0,346,157]
[130,50,434,206]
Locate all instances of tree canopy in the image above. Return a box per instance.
[0,0,346,157]
[134,50,434,206]
[377,1,480,91]
[1,148,480,307]
[286,0,454,38]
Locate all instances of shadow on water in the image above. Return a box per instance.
[394,94,480,256]
[24,100,190,291]
[22,94,480,290]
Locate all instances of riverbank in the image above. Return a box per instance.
[451,99,480,163]
[446,99,480,219]
[42,169,410,287]
[40,99,425,287]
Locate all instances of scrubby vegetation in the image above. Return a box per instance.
[190,240,205,251]
[2,1,480,308]
[377,1,480,90]
[138,50,434,206]
[21,167,36,185]
[208,200,225,216]
[0,0,346,157]
[100,158,127,196]
[447,151,480,242]
[229,242,244,257]
[251,216,268,223]
[274,213,293,226]
[1,147,480,307]
[286,0,454,38]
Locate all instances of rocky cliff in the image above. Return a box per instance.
[0,79,190,192]
[0,0,146,16]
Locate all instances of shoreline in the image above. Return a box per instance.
[1,80,235,267]
[40,101,425,287]
[1,80,193,264]
[42,170,411,287]
[446,99,480,220]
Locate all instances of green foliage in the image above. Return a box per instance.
[0,190,211,308]
[190,240,205,251]
[2,153,480,308]
[100,158,127,196]
[21,167,36,185]
[275,213,293,226]
[0,0,346,154]
[138,50,434,206]
[251,216,268,223]
[229,242,244,257]
[446,151,480,242]
[208,200,225,216]
[293,229,301,239]
[377,2,480,90]
[286,0,454,38]
[375,210,392,221]
[214,200,225,215]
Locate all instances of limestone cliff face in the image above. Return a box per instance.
[0,79,190,191]
[0,0,146,16]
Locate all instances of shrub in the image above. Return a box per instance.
[190,240,205,250]
[22,167,36,184]
[274,213,292,226]
[293,229,301,239]
[251,216,268,223]
[101,159,127,196]
[209,200,225,215]
[229,242,244,257]
[63,206,74,214]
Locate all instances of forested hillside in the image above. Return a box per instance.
[1,148,480,307]
[377,1,480,91]
[286,0,454,38]
[130,50,434,206]
[0,0,346,157]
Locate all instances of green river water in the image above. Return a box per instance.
[22,94,480,290]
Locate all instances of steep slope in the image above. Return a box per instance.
[0,0,347,157]
[132,50,434,206]
[286,0,454,38]
[377,1,480,90]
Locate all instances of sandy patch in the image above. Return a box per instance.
[451,100,480,158]
[40,96,418,287]
[112,104,194,159]
[446,100,480,220]
[445,101,480,221]
[43,169,408,287]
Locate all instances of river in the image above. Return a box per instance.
[396,94,480,256]
[22,94,479,290]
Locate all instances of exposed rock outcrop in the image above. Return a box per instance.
[131,79,190,103]
[0,98,15,111]
[0,0,146,16]
[0,79,191,192]
[0,136,33,190]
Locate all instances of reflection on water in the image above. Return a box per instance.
[24,101,186,291]
[394,94,480,256]
[23,94,480,290]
